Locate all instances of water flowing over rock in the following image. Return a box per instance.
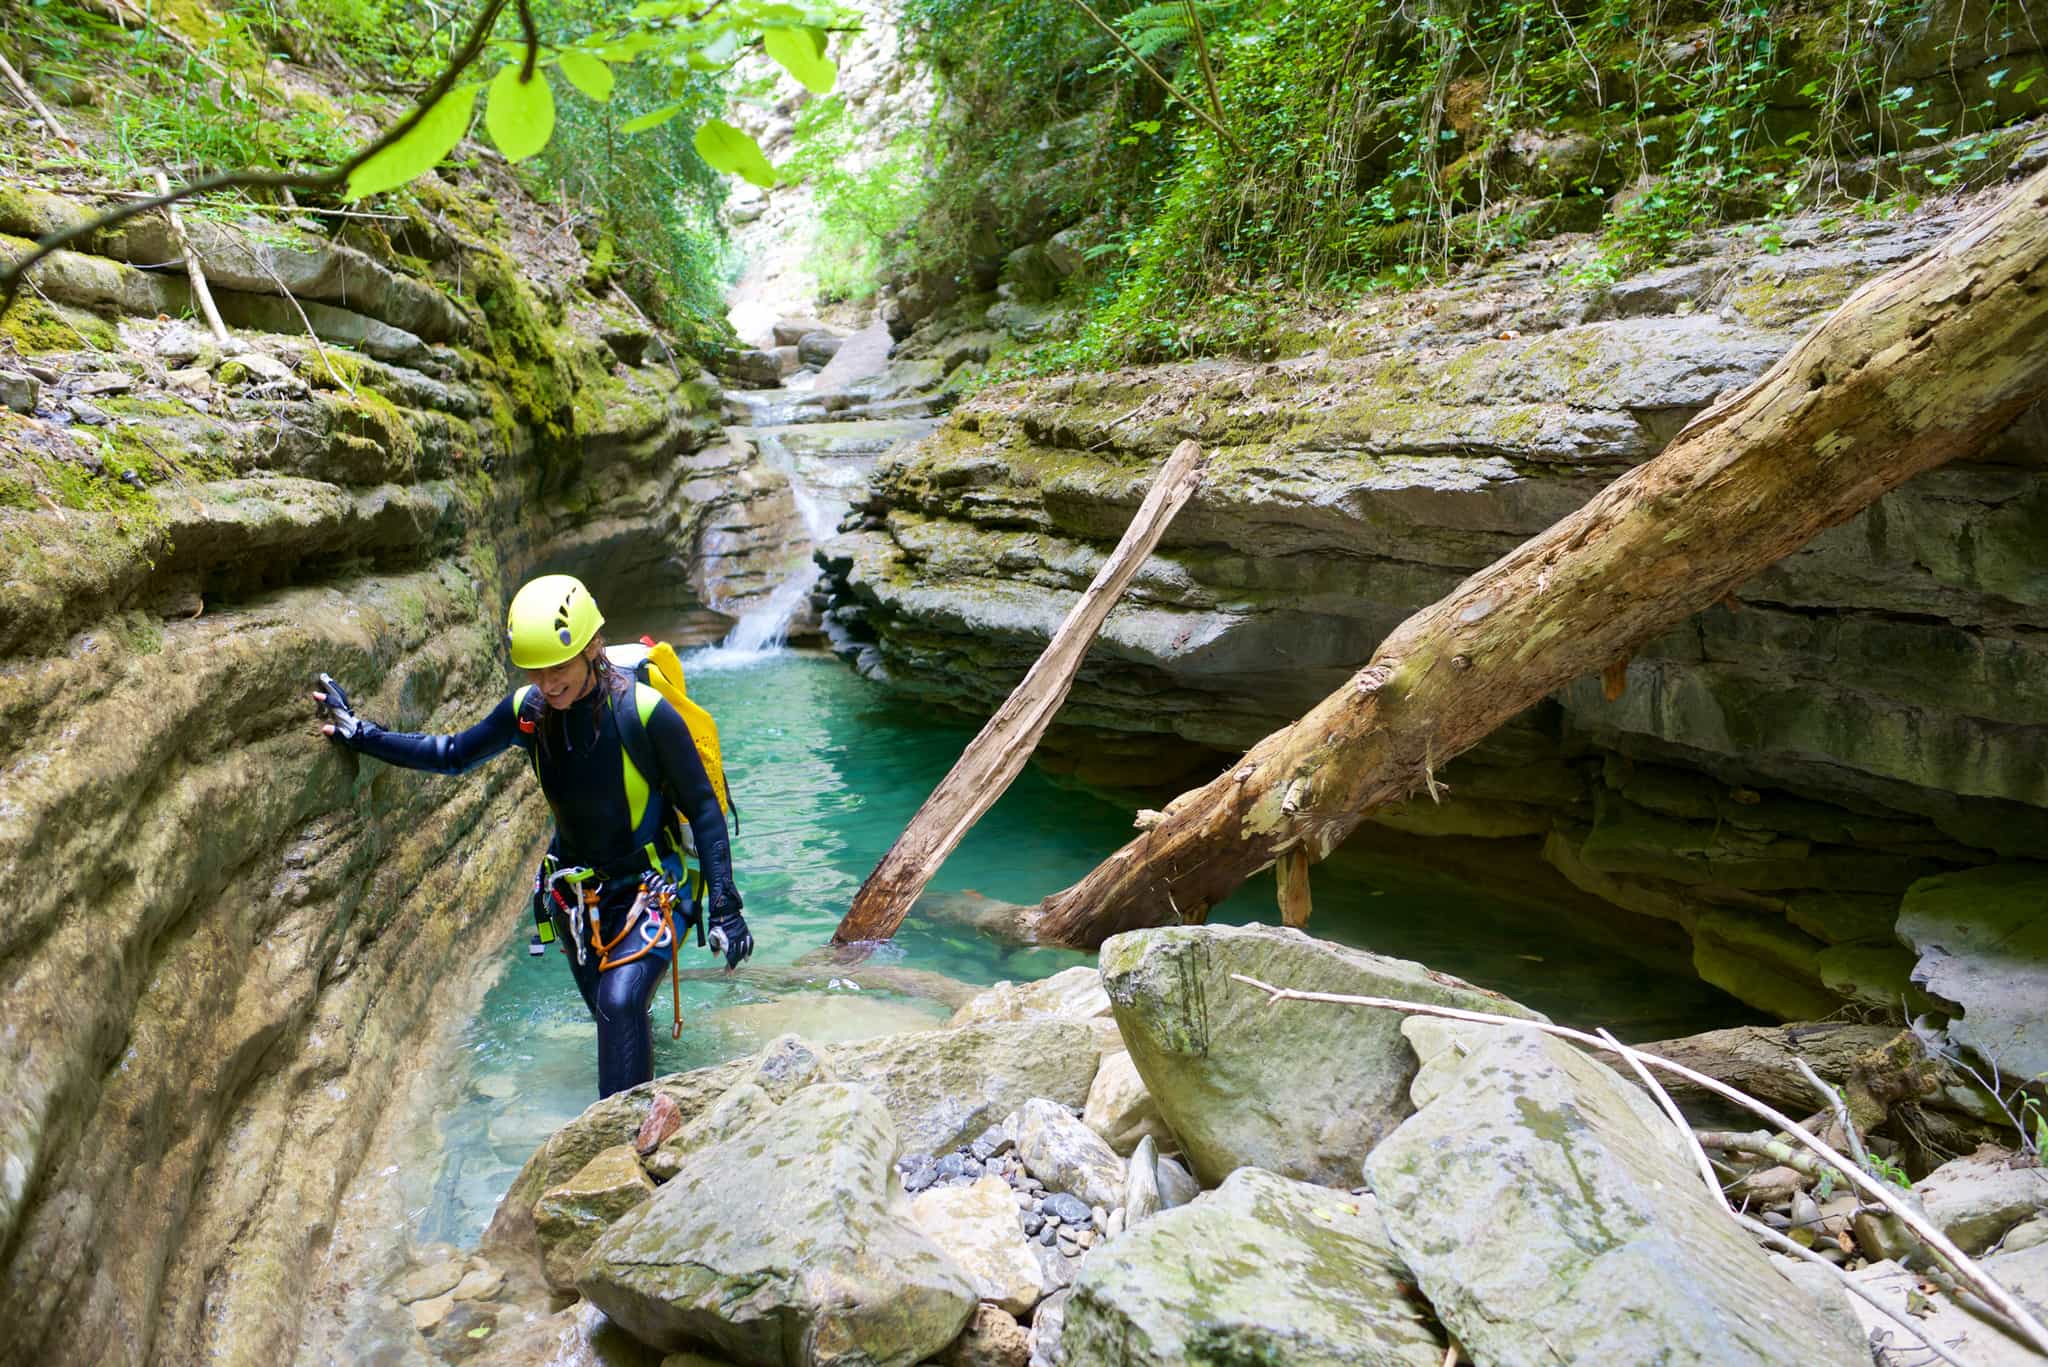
[1099,923,1543,1186]
[1365,1020,1869,1365]
[579,1082,975,1364]
[1060,1168,1445,1366]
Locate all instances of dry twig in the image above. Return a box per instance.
[152,170,230,346]
[0,52,74,143]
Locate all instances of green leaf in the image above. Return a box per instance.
[486,64,556,163]
[763,27,836,94]
[620,103,683,133]
[693,117,777,188]
[559,51,614,103]
[345,83,478,200]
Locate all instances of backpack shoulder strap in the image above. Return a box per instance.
[512,686,544,780]
[609,679,674,838]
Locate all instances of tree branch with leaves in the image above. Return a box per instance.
[0,0,851,309]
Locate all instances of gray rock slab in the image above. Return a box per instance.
[1012,1098,1125,1210]
[578,1082,974,1365]
[1365,1026,1869,1366]
[1899,864,2048,1081]
[1914,1143,2048,1254]
[1099,923,1542,1186]
[1843,1256,2048,1366]
[811,320,894,392]
[1061,1168,1444,1366]
[824,1019,1104,1156]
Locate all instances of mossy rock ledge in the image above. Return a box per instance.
[0,168,801,1367]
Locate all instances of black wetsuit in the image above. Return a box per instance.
[344,664,737,1096]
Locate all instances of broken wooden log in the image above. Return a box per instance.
[1276,847,1312,928]
[833,437,1208,945]
[1027,165,2048,951]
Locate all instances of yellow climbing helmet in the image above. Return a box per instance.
[507,574,605,669]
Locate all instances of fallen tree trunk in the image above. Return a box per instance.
[834,438,1207,944]
[1633,1023,1906,1125]
[1029,165,2048,950]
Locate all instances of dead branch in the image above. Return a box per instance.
[1695,1130,1830,1179]
[833,439,1209,945]
[151,170,230,347]
[0,52,73,143]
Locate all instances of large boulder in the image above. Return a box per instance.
[578,1082,975,1365]
[497,1021,1097,1244]
[1913,1144,2048,1254]
[1365,1021,1869,1366]
[950,967,1110,1026]
[910,1176,1052,1316]
[1898,864,2048,1081]
[1099,924,1542,1185]
[1061,1168,1445,1366]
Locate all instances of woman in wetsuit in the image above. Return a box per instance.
[311,573,750,1098]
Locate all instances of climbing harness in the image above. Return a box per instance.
[531,857,696,1039]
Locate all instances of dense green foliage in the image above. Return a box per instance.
[782,93,927,302]
[884,0,2047,365]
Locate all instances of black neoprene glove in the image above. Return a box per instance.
[315,673,377,746]
[707,882,751,971]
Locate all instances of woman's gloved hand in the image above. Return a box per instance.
[706,883,751,971]
[308,673,374,744]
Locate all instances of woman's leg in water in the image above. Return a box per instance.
[553,871,684,1097]
[593,954,667,1097]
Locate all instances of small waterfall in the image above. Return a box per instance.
[695,427,850,668]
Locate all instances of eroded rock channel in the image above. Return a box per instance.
[5,10,2048,1363]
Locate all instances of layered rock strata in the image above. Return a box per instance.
[820,189,2048,1021]
[0,168,775,1365]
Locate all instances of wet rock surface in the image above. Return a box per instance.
[578,1082,975,1365]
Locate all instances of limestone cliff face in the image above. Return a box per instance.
[0,166,776,1365]
[820,189,2048,1020]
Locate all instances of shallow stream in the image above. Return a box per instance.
[412,643,1761,1247]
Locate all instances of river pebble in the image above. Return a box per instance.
[898,1153,939,1193]
[1022,1212,1044,1236]
[971,1124,1014,1161]
[1042,1192,1091,1226]
[1036,1225,1056,1247]
[935,1152,984,1182]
